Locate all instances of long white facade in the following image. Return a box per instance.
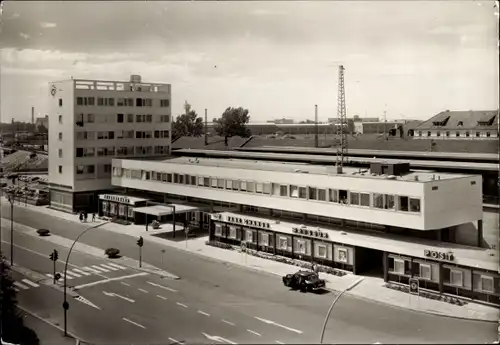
[111,157,483,231]
[48,75,172,212]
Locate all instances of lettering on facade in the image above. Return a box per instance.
[424,249,454,262]
[292,227,329,239]
[211,213,222,221]
[226,216,271,230]
[101,194,131,205]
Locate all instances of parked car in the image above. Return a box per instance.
[282,270,326,292]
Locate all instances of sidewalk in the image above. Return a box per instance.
[13,202,500,323]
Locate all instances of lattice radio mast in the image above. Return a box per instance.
[335,65,347,173]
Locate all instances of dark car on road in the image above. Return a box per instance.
[282,270,326,292]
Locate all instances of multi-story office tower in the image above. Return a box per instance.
[47,75,171,213]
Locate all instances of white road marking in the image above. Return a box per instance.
[65,271,82,278]
[100,264,119,271]
[247,329,261,337]
[157,295,168,300]
[72,268,91,276]
[91,265,109,272]
[121,282,131,287]
[176,302,188,308]
[147,281,177,292]
[106,262,126,270]
[197,310,210,317]
[202,333,238,344]
[122,317,146,329]
[45,273,54,279]
[75,296,101,310]
[21,279,39,288]
[103,291,135,303]
[275,341,285,344]
[14,287,20,292]
[81,266,101,274]
[13,281,29,290]
[254,316,303,334]
[168,337,182,344]
[222,319,235,326]
[138,288,149,293]
[73,272,149,290]
[58,273,73,280]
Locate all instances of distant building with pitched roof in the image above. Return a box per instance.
[412,110,499,140]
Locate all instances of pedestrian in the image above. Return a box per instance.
[79,212,83,223]
[92,212,96,222]
[84,211,88,223]
[313,263,319,274]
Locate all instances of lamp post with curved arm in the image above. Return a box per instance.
[63,221,109,336]
[319,278,364,344]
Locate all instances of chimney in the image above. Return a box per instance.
[31,106,35,124]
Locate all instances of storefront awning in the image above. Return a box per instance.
[133,204,200,216]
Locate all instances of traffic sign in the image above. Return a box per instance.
[54,273,61,281]
[241,241,247,251]
[185,227,190,235]
[409,278,419,295]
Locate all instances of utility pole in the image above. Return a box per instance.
[384,107,388,141]
[335,65,347,173]
[314,105,319,148]
[205,108,208,146]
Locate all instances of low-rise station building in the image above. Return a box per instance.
[110,155,499,305]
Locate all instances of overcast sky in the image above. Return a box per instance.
[1,1,498,123]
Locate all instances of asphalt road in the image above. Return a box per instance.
[1,203,497,344]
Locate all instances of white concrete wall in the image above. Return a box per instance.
[48,80,75,189]
[423,175,483,230]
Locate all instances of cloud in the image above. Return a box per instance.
[40,22,57,29]
[19,33,30,40]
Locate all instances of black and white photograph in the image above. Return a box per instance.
[0,1,499,344]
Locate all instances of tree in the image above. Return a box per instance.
[172,101,204,139]
[0,256,40,345]
[213,107,251,147]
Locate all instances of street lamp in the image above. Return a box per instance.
[63,221,110,336]
[6,191,14,266]
[319,278,364,344]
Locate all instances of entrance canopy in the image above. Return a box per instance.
[133,204,199,216]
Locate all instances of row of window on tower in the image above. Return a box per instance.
[75,97,170,107]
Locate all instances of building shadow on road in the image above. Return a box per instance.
[151,227,209,243]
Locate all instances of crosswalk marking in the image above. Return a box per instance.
[46,273,54,279]
[57,273,73,280]
[21,279,39,288]
[81,267,101,274]
[65,271,82,278]
[72,268,91,276]
[100,264,119,271]
[107,263,126,270]
[91,265,109,273]
[14,287,20,292]
[13,281,29,290]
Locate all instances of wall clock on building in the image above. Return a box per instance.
[50,85,57,96]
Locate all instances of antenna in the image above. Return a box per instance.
[205,108,208,146]
[314,105,319,148]
[335,65,347,173]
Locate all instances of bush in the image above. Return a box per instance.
[36,228,50,236]
[105,248,120,258]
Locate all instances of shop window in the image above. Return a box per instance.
[246,230,254,242]
[290,185,299,198]
[173,173,179,183]
[480,276,494,293]
[255,182,263,193]
[204,177,210,187]
[338,248,348,263]
[329,189,338,203]
[409,198,420,212]
[476,132,480,137]
[226,180,233,190]
[229,226,237,239]
[419,263,431,280]
[418,131,422,137]
[394,258,405,274]
[263,183,271,194]
[389,257,409,275]
[278,236,288,250]
[360,193,370,207]
[445,131,450,137]
[308,187,317,200]
[398,196,409,212]
[339,190,348,204]
[246,181,254,192]
[198,177,204,187]
[217,178,225,189]
[161,173,167,182]
[167,174,172,183]
[119,205,126,217]
[272,183,281,196]
[128,207,134,218]
[179,174,185,184]
[215,224,222,237]
[211,178,218,188]
[318,189,326,201]
[486,132,491,137]
[385,195,395,209]
[298,187,307,199]
[142,171,150,180]
[450,270,463,286]
[240,181,247,191]
[261,233,269,246]
[280,185,288,197]
[373,193,384,208]
[436,132,440,137]
[296,239,306,254]
[350,192,360,205]
[465,132,470,137]
[184,174,189,184]
[317,245,327,258]
[191,176,197,186]
[102,202,108,212]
